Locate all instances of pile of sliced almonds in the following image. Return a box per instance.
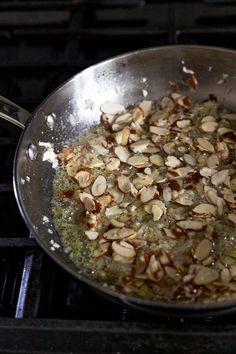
[54,93,236,303]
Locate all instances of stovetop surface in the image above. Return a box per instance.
[1,1,236,353]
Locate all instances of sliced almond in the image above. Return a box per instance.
[194,239,212,261]
[110,219,125,228]
[139,100,153,117]
[231,178,236,192]
[112,240,136,258]
[207,154,220,169]
[163,142,175,155]
[211,169,229,186]
[192,203,216,217]
[66,159,80,177]
[114,146,130,162]
[175,190,194,206]
[152,205,163,221]
[196,138,215,153]
[130,140,150,153]
[193,267,219,285]
[165,155,182,168]
[132,175,153,189]
[150,154,164,166]
[106,158,120,171]
[109,188,124,204]
[74,170,93,188]
[115,113,132,125]
[177,220,204,230]
[117,175,131,193]
[113,254,134,264]
[84,230,99,240]
[127,155,149,168]
[98,195,112,208]
[79,192,94,203]
[165,266,181,282]
[146,255,164,282]
[105,206,124,218]
[144,200,166,215]
[201,115,216,123]
[176,119,191,129]
[200,121,218,132]
[183,154,196,166]
[217,127,233,136]
[132,107,145,124]
[150,126,169,136]
[100,102,125,115]
[140,186,157,203]
[199,167,216,177]
[83,197,96,211]
[169,166,193,178]
[91,175,107,196]
[228,213,236,224]
[221,268,231,283]
[104,227,135,240]
[163,186,172,202]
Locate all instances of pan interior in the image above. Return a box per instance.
[14,46,236,311]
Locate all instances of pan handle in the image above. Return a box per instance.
[0,95,31,129]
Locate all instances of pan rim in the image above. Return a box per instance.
[13,44,236,314]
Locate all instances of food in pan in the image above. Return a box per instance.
[52,90,236,303]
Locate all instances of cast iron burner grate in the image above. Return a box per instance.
[1,0,236,353]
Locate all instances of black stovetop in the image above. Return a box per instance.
[1,1,236,353]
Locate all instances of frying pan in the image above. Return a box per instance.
[2,45,236,317]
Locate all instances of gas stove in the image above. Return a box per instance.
[1,1,236,353]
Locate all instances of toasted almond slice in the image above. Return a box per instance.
[150,154,164,166]
[92,144,110,155]
[163,142,175,155]
[79,192,94,203]
[201,115,216,123]
[100,102,125,115]
[177,95,192,109]
[217,198,226,215]
[207,154,220,169]
[140,186,157,203]
[139,100,153,117]
[112,240,136,258]
[165,155,182,168]
[211,169,229,186]
[200,121,218,132]
[113,254,134,264]
[199,167,216,177]
[98,195,112,208]
[114,146,130,162]
[144,167,152,175]
[110,219,125,228]
[222,113,236,120]
[163,186,172,202]
[177,220,204,230]
[105,206,124,218]
[194,239,212,261]
[91,175,107,196]
[127,155,149,168]
[66,159,80,177]
[146,255,164,282]
[193,267,219,285]
[221,268,231,283]
[89,158,104,168]
[196,138,215,153]
[132,107,145,124]
[112,123,123,132]
[150,126,169,136]
[152,205,163,221]
[74,170,93,188]
[84,230,99,240]
[161,96,175,111]
[144,200,166,214]
[83,197,96,211]
[115,113,132,124]
[192,203,216,216]
[102,113,114,128]
[175,190,194,206]
[130,140,150,153]
[132,175,153,189]
[176,119,191,129]
[231,178,236,192]
[106,158,120,171]
[183,154,196,166]
[169,166,193,178]
[117,175,131,193]
[104,227,135,240]
[109,188,124,204]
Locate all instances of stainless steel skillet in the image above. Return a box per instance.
[2,45,236,317]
